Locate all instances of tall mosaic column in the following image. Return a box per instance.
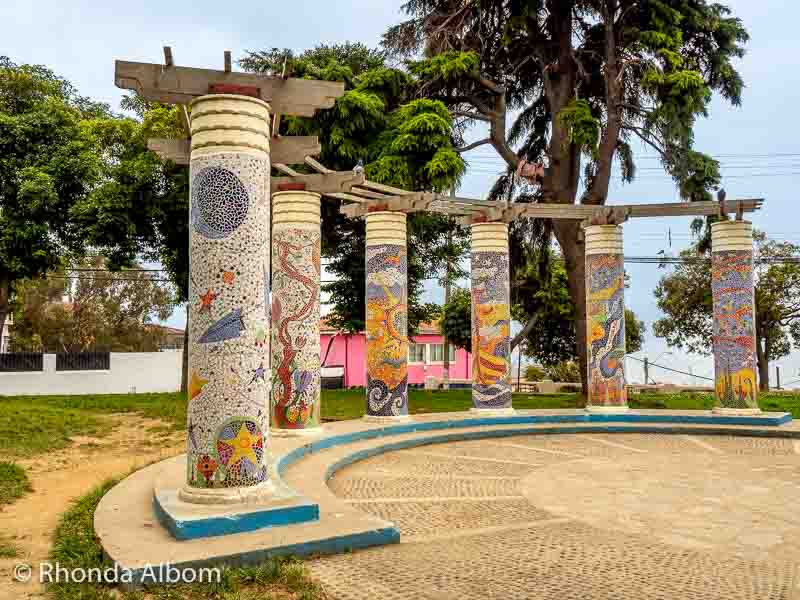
[181,94,273,502]
[585,225,628,412]
[365,211,410,421]
[711,220,759,414]
[470,221,513,413]
[270,189,323,435]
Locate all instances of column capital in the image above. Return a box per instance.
[471,222,509,252]
[190,93,271,157]
[365,211,407,247]
[584,224,623,256]
[711,220,753,252]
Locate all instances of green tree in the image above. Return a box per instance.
[545,361,581,383]
[0,57,109,344]
[73,98,190,385]
[384,1,748,392]
[524,364,546,381]
[241,43,468,333]
[440,287,471,350]
[654,234,800,391]
[11,256,175,352]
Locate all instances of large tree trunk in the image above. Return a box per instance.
[181,316,189,394]
[755,330,770,392]
[0,275,10,352]
[553,221,588,400]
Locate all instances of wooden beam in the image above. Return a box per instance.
[147,135,321,165]
[341,197,765,221]
[273,163,300,177]
[304,156,331,174]
[271,171,364,195]
[163,46,174,67]
[115,60,345,116]
[358,180,413,196]
[224,50,232,73]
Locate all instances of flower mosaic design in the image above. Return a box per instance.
[271,228,321,430]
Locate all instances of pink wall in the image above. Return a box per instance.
[320,331,471,387]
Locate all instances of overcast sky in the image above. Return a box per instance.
[3,0,799,386]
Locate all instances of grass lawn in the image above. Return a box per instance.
[2,388,799,463]
[0,460,32,506]
[49,479,325,600]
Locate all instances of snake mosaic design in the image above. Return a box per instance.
[471,251,512,409]
[712,250,757,408]
[587,253,627,406]
[271,229,321,429]
[366,244,409,416]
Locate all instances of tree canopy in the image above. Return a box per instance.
[241,43,469,333]
[383,0,748,390]
[654,233,800,390]
[11,256,175,352]
[0,57,112,343]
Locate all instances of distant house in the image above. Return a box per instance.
[146,324,185,351]
[1,314,11,353]
[320,319,472,388]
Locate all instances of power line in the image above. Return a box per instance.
[627,355,713,381]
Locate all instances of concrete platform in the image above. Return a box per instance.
[95,409,796,586]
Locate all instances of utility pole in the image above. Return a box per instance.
[644,357,649,385]
[441,187,454,391]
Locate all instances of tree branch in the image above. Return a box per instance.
[451,110,491,122]
[511,315,539,350]
[456,138,492,152]
[583,0,622,206]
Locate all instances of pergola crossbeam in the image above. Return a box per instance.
[147,136,322,166]
[115,60,345,116]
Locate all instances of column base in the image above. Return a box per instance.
[469,407,516,417]
[712,407,762,416]
[585,405,630,414]
[270,426,325,438]
[362,414,413,424]
[178,480,275,506]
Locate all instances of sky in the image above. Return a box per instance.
[3,0,799,387]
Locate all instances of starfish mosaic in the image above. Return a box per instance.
[197,289,218,314]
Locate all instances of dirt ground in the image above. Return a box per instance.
[0,414,184,599]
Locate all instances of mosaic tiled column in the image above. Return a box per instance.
[365,211,410,422]
[585,225,628,412]
[711,220,760,414]
[270,190,323,435]
[470,221,513,414]
[181,94,273,503]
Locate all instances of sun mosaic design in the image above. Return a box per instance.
[471,251,512,409]
[186,152,271,489]
[712,250,758,409]
[366,244,409,416]
[271,228,321,430]
[587,253,627,407]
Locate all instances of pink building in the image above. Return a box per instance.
[320,319,472,388]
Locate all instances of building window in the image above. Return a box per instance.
[429,343,456,363]
[409,343,426,363]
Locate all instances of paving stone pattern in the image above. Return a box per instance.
[310,433,800,599]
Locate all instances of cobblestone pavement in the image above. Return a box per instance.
[307,433,800,599]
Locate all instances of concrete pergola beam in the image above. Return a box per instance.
[115,60,344,116]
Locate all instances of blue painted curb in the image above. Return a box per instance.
[152,493,320,541]
[275,411,793,479]
[126,526,400,586]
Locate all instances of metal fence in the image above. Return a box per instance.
[55,352,110,371]
[0,352,44,372]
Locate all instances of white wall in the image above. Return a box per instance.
[0,352,183,396]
